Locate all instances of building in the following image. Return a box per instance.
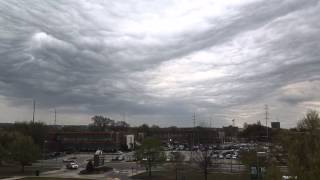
[148,127,219,146]
[126,134,135,150]
[271,122,280,129]
[46,131,128,152]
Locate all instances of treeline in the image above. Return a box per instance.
[0,122,45,172]
[239,110,320,180]
[88,115,130,131]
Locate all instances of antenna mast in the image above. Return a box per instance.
[32,99,36,123]
[265,105,269,140]
[54,108,57,126]
[192,112,196,147]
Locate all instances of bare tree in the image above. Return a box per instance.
[172,151,185,180]
[192,148,212,180]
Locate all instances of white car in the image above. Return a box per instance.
[66,162,79,169]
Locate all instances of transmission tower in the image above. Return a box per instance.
[32,99,36,123]
[192,112,196,147]
[265,105,269,140]
[54,108,57,126]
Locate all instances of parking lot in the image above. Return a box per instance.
[35,152,144,180]
[30,142,259,179]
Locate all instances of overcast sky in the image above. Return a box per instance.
[0,0,320,127]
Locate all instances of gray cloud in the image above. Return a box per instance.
[0,0,320,127]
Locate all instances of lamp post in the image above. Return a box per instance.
[41,140,47,174]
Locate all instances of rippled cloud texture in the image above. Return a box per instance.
[0,0,320,127]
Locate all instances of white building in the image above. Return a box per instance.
[126,135,135,150]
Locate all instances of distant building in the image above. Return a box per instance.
[46,131,127,152]
[126,135,135,150]
[271,122,280,129]
[149,127,219,145]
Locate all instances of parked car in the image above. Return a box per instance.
[66,162,79,169]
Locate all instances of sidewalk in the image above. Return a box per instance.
[0,177,25,180]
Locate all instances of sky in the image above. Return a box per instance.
[0,0,320,128]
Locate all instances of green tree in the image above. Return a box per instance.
[285,110,320,180]
[12,121,48,146]
[0,130,18,165]
[266,164,282,180]
[9,134,40,172]
[135,137,166,177]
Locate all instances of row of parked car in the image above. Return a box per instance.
[211,150,239,159]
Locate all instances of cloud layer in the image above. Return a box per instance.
[0,0,320,127]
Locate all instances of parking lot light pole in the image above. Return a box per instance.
[41,140,48,173]
[231,156,233,173]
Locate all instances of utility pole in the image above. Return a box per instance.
[232,119,235,127]
[32,99,36,123]
[193,112,196,128]
[192,112,196,148]
[265,105,269,140]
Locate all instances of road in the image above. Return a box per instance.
[38,153,144,180]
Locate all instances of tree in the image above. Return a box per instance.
[239,123,271,141]
[135,137,166,177]
[138,124,151,137]
[89,115,115,131]
[192,148,212,180]
[266,163,282,180]
[0,130,19,166]
[172,152,185,180]
[285,110,320,180]
[11,121,48,147]
[0,144,6,166]
[8,134,40,172]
